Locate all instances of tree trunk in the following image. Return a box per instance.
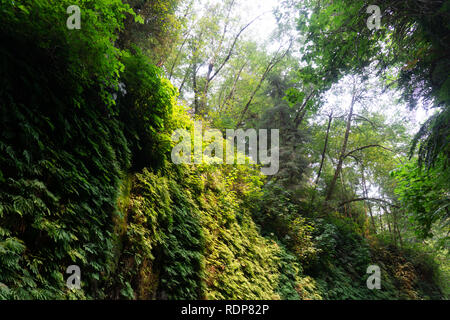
[385,208,393,240]
[192,62,199,114]
[378,209,384,232]
[169,36,189,81]
[384,205,396,245]
[362,167,377,233]
[236,41,293,128]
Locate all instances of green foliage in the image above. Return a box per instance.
[108,158,321,300]
[305,218,442,300]
[255,183,317,264]
[275,243,322,300]
[0,0,136,108]
[410,108,450,170]
[0,0,177,299]
[118,49,176,171]
[172,163,281,300]
[0,0,137,299]
[109,168,204,299]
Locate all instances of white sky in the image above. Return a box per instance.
[239,0,279,42]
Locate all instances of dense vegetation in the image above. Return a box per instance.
[0,0,448,300]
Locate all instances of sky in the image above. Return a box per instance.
[196,0,281,44]
[239,0,279,42]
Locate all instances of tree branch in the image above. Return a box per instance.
[352,114,380,129]
[294,89,316,127]
[209,12,267,83]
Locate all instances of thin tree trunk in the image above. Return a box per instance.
[362,167,377,233]
[198,9,263,115]
[293,90,315,128]
[315,112,333,186]
[311,112,333,206]
[295,107,308,128]
[326,86,356,201]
